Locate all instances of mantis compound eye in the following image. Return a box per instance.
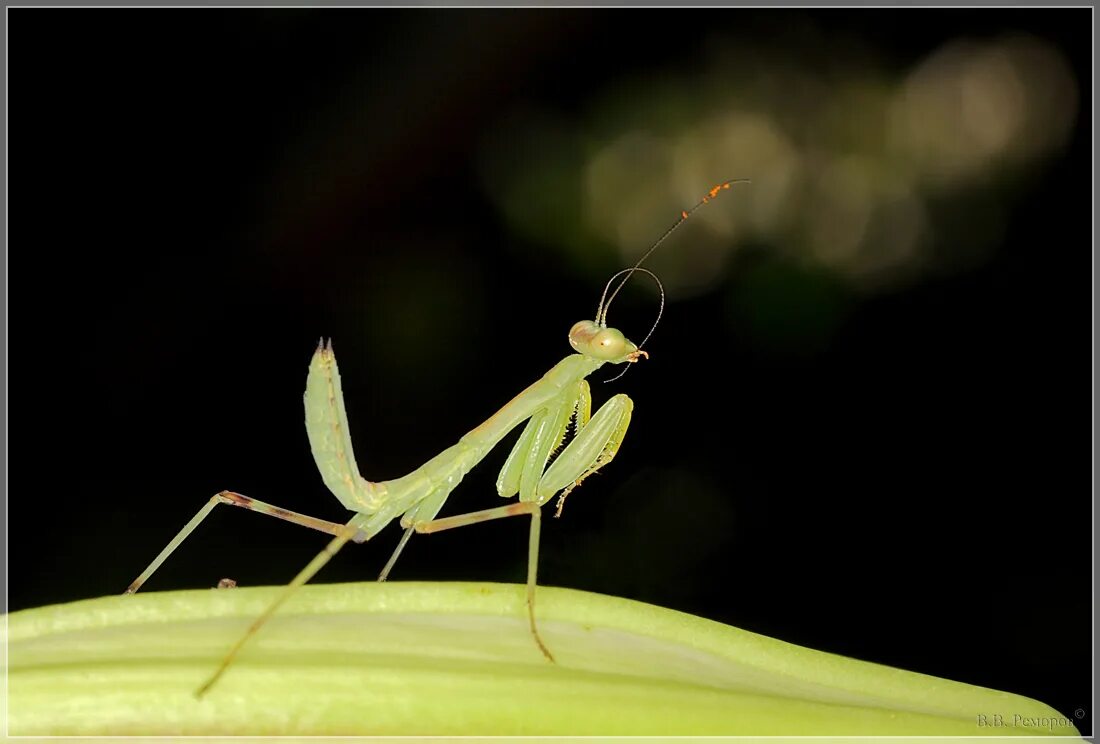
[568,320,637,362]
[593,328,627,358]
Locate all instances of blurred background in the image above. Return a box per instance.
[12,8,1091,729]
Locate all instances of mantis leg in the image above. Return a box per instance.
[196,511,369,698]
[195,496,414,697]
[409,501,553,662]
[125,490,357,594]
[537,393,634,516]
[497,381,587,501]
[376,525,415,582]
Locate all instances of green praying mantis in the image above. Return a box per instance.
[124,180,745,697]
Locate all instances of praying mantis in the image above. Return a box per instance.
[124,180,744,697]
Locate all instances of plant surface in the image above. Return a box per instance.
[5,581,1081,736]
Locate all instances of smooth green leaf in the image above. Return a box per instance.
[5,582,1081,737]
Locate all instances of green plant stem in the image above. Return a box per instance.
[5,582,1081,736]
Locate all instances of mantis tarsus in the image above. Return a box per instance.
[124,180,745,697]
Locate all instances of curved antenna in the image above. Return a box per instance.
[596,266,665,345]
[595,178,750,328]
[600,267,664,384]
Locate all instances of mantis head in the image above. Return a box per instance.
[568,319,647,364]
[567,265,663,368]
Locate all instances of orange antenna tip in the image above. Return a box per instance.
[595,177,749,333]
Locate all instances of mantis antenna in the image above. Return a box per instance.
[597,267,664,384]
[595,178,750,381]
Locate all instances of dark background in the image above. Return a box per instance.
[11,8,1091,731]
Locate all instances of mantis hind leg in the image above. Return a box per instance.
[377,525,414,582]
[124,490,356,595]
[195,511,371,697]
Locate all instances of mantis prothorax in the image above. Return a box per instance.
[124,179,746,697]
